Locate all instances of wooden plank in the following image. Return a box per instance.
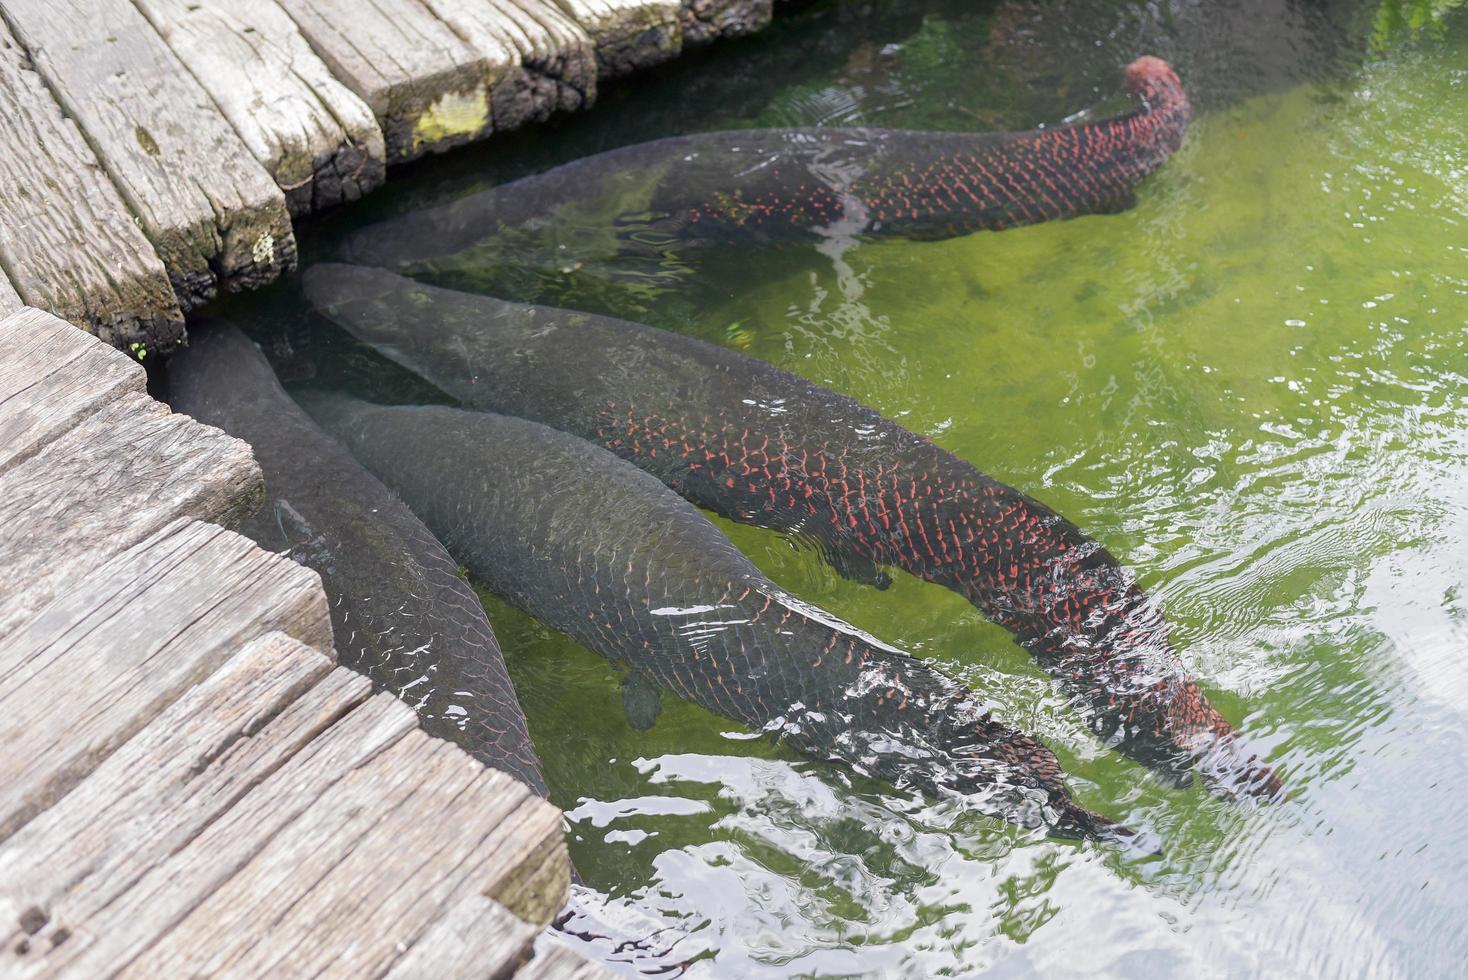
[0,0,296,312]
[131,0,387,215]
[519,944,622,980]
[0,22,184,349]
[0,632,359,964]
[0,308,145,476]
[0,392,263,636]
[679,0,771,45]
[0,520,331,843]
[554,0,681,76]
[382,893,536,979]
[114,731,566,977]
[26,690,420,977]
[275,0,497,164]
[0,268,19,318]
[420,0,597,131]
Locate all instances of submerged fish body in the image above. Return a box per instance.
[301,395,1133,843]
[304,265,1281,800]
[343,57,1189,266]
[167,322,548,795]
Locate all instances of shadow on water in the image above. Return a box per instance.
[197,1,1468,975]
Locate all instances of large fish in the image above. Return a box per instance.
[342,57,1189,267]
[304,265,1282,800]
[167,322,547,795]
[300,394,1140,845]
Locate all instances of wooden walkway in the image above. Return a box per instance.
[0,0,773,354]
[0,305,609,977]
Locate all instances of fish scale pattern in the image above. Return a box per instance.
[342,58,1189,267]
[673,56,1190,240]
[304,396,1128,840]
[303,264,1280,799]
[167,324,548,796]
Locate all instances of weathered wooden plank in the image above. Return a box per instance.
[421,0,597,131]
[554,0,681,76]
[382,894,537,979]
[115,730,565,978]
[0,0,296,313]
[679,0,771,45]
[32,690,419,977]
[0,632,359,965]
[0,268,19,318]
[0,308,145,476]
[0,392,263,635]
[131,0,387,215]
[275,0,498,163]
[0,23,184,349]
[519,944,622,980]
[0,520,331,844]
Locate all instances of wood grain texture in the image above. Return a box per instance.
[554,0,681,76]
[0,392,263,636]
[421,0,597,131]
[0,308,145,477]
[0,520,331,844]
[0,0,296,313]
[34,690,419,977]
[131,0,387,215]
[276,0,496,163]
[115,729,566,977]
[0,632,355,967]
[679,0,771,45]
[519,944,622,980]
[0,25,183,349]
[381,892,536,979]
[0,268,19,318]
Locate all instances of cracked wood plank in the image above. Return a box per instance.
[0,308,145,477]
[422,0,597,131]
[553,0,682,76]
[115,729,567,977]
[519,944,622,980]
[0,521,331,846]
[0,631,356,966]
[679,0,771,45]
[21,688,418,978]
[381,893,536,978]
[0,392,264,638]
[0,0,296,315]
[0,269,18,319]
[131,0,387,215]
[0,23,183,349]
[275,0,497,164]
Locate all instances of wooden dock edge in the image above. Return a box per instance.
[0,306,611,978]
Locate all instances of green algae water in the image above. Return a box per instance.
[223,1,1468,974]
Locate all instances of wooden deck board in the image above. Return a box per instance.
[0,309,145,477]
[0,27,182,348]
[24,689,418,977]
[421,0,597,131]
[680,0,771,45]
[0,632,348,961]
[520,944,622,980]
[555,0,682,76]
[0,0,296,315]
[132,0,387,216]
[276,0,499,164]
[0,391,263,637]
[0,269,19,318]
[0,520,330,844]
[383,893,538,979]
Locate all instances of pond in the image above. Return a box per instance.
[209,1,1468,975]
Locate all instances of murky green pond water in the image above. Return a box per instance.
[223,1,1467,974]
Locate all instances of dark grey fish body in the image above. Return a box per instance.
[301,395,1135,843]
[303,264,1280,801]
[166,323,547,795]
[342,59,1188,268]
